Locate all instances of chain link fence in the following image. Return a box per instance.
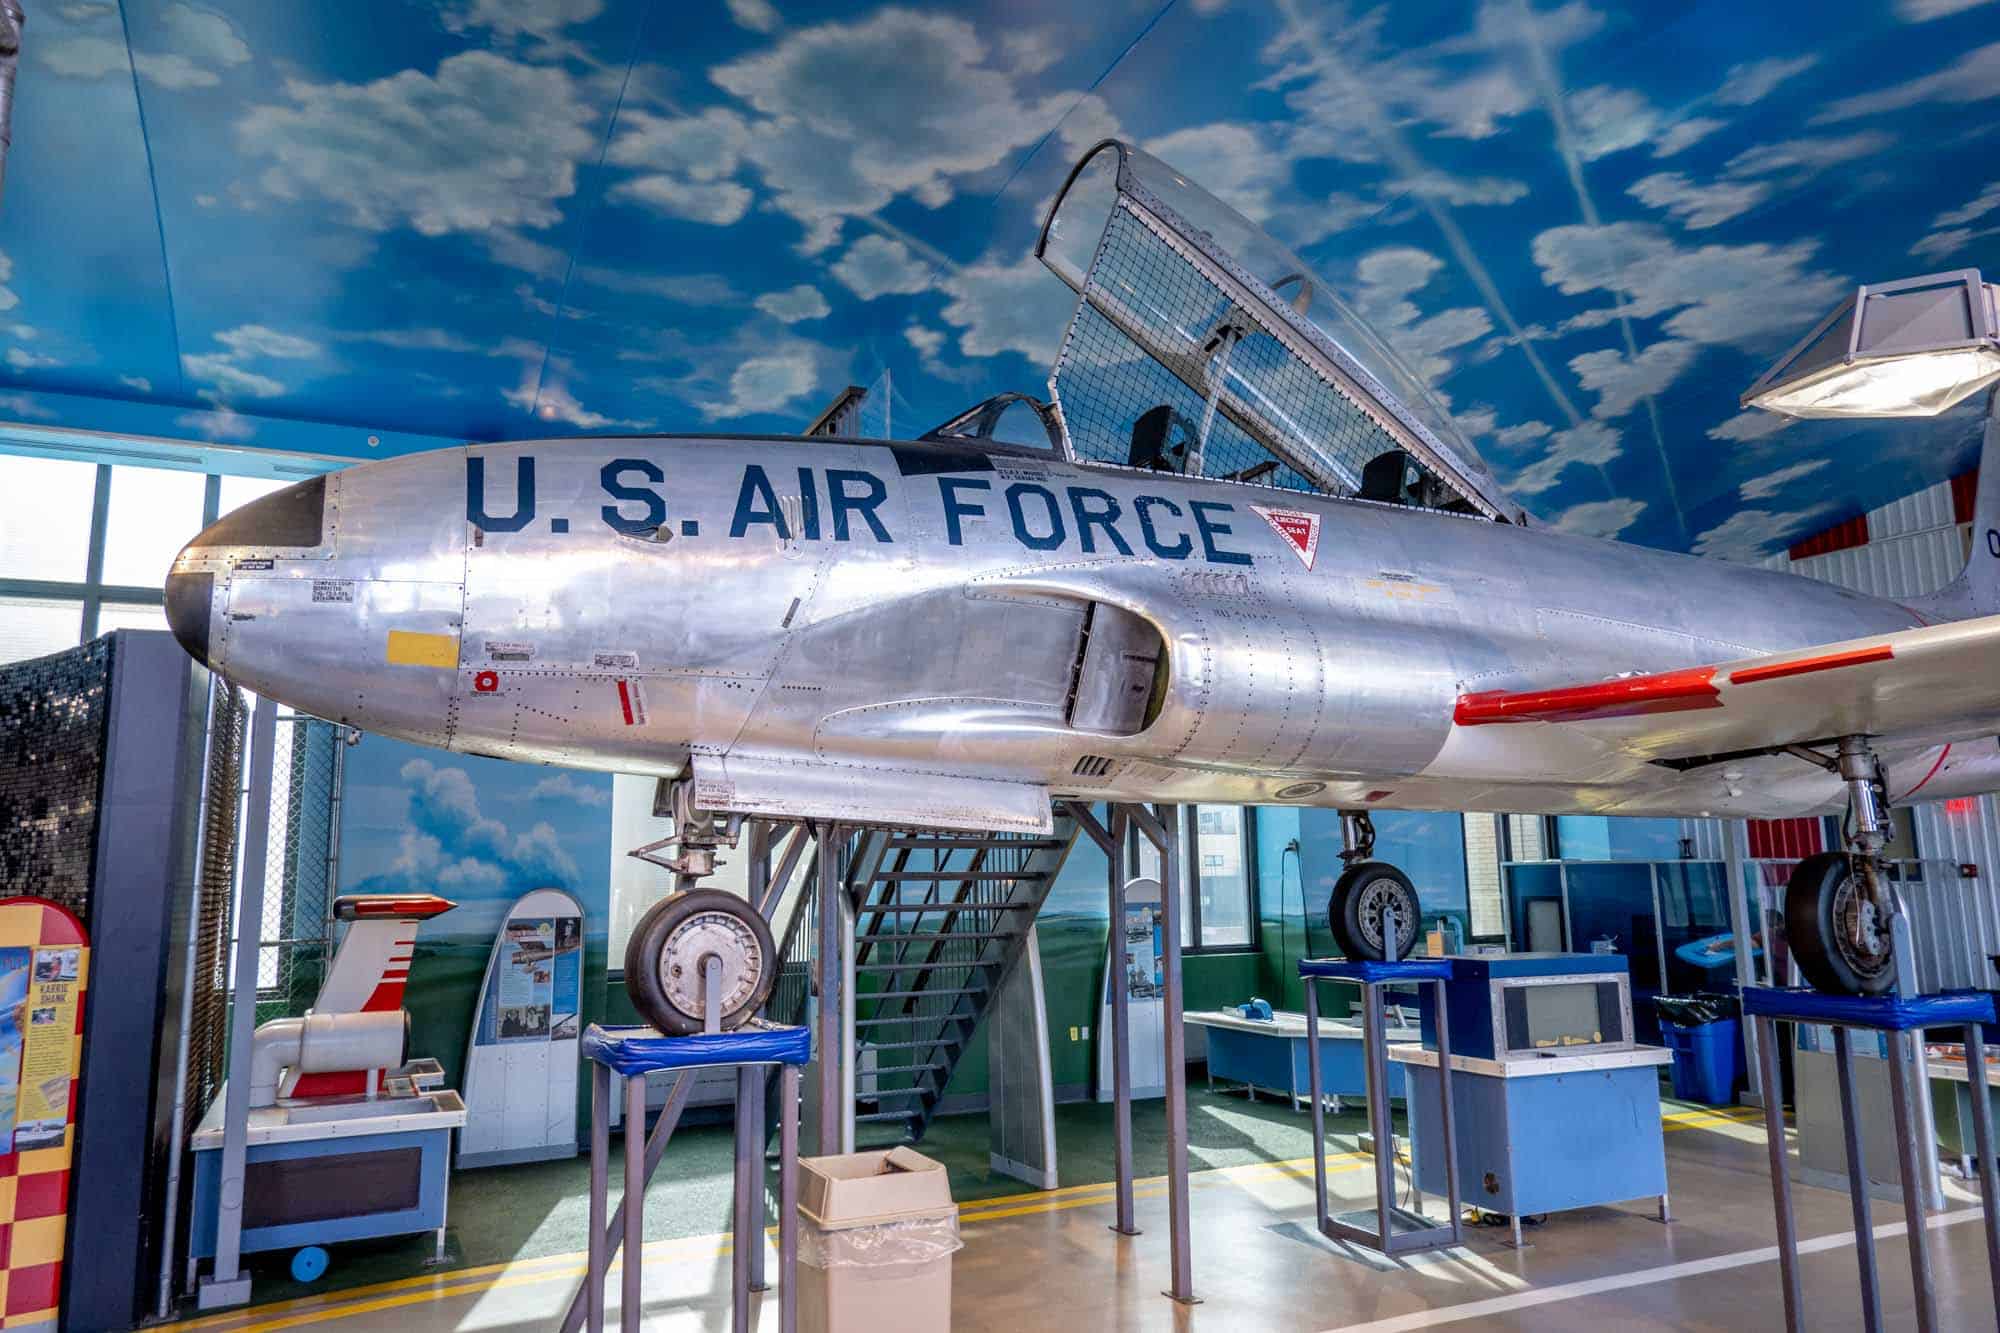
[184,683,244,1124]
[185,697,343,1121]
[255,715,340,1023]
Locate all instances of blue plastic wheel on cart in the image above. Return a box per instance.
[290,1246,330,1283]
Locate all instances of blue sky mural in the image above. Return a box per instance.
[2,0,1998,557]
[339,734,613,939]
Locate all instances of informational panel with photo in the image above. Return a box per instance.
[460,889,585,1167]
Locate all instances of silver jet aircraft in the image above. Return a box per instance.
[166,142,2000,1023]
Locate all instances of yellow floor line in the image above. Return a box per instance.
[166,1099,1771,1330]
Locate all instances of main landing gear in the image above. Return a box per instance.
[622,780,777,1035]
[1784,736,1903,996]
[1327,810,1421,962]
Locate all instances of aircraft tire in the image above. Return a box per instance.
[1786,851,1897,996]
[624,889,778,1035]
[1328,861,1420,962]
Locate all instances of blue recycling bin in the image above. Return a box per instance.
[1662,1016,1743,1104]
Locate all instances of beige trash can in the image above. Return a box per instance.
[795,1145,961,1333]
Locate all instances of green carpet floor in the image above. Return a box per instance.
[218,1083,1367,1309]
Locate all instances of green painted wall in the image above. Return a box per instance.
[939,916,1264,1100]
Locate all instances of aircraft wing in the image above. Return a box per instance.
[1453,614,2000,763]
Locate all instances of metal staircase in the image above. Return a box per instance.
[759,814,1077,1144]
[846,819,1078,1142]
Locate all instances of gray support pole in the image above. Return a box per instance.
[1431,977,1462,1240]
[1960,1025,2000,1307]
[1364,983,1393,1245]
[1723,822,1762,1101]
[1108,806,1137,1236]
[746,1069,768,1293]
[732,1067,756,1333]
[1304,980,1328,1230]
[623,1074,646,1333]
[197,693,277,1309]
[559,1070,699,1333]
[1885,1030,1938,1333]
[1149,803,1196,1303]
[1648,864,1671,999]
[780,1064,800,1333]
[748,824,772,1294]
[1832,1029,1883,1333]
[589,1064,609,1333]
[814,822,845,1154]
[1756,1014,1804,1333]
[746,821,770,912]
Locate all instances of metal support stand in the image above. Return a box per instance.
[1063,801,1193,1298]
[195,694,277,1311]
[1301,957,1461,1255]
[812,820,845,1155]
[1746,985,2000,1333]
[1128,803,1197,1303]
[1063,801,1142,1238]
[569,1020,808,1333]
[1106,808,1138,1236]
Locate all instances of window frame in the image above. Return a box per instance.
[1178,804,1260,954]
[0,462,220,646]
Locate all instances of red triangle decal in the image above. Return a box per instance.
[1249,505,1321,569]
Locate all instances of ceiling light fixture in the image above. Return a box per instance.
[1743,268,2000,419]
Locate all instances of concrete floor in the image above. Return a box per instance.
[165,1102,1996,1332]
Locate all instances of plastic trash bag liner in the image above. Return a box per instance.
[796,1212,964,1273]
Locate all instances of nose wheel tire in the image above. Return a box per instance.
[623,889,777,1035]
[1329,861,1420,962]
[1785,851,1897,996]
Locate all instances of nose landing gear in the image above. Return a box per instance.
[1326,811,1421,962]
[621,780,778,1034]
[1784,736,1904,996]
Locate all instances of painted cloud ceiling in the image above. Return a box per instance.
[6,0,2000,556]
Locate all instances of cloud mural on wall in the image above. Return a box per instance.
[341,742,613,938]
[2,0,1997,563]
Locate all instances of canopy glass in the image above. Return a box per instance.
[1036,141,1516,520]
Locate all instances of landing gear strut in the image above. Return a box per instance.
[1327,810,1420,962]
[622,779,778,1034]
[1785,736,1902,996]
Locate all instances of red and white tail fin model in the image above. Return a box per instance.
[284,893,455,1099]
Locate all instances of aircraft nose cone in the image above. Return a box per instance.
[164,566,214,665]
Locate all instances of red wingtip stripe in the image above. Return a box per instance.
[1455,667,1720,726]
[616,679,634,726]
[1728,643,1893,685]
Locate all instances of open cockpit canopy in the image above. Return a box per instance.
[1036,140,1520,521]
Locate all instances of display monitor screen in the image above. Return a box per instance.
[1502,980,1624,1053]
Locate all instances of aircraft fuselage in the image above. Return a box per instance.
[166,435,2000,830]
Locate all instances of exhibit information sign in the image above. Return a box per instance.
[459,889,585,1167]
[0,898,87,1332]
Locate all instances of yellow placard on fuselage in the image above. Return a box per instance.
[385,629,460,668]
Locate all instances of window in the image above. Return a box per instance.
[1554,815,1684,860]
[0,595,81,663]
[101,465,206,586]
[0,455,95,581]
[1462,813,1507,939]
[1181,804,1256,949]
[0,455,319,665]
